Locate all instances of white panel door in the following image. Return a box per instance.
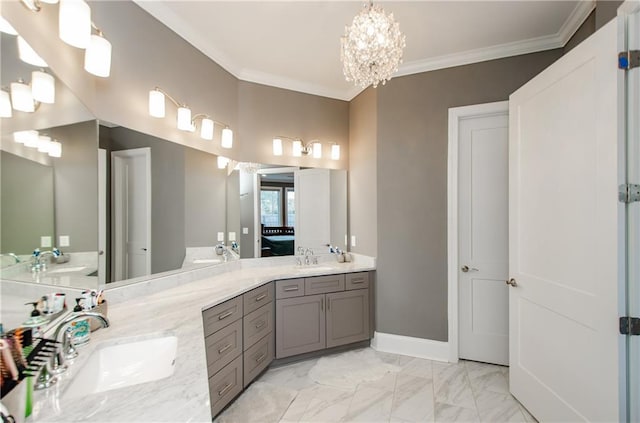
[458,110,509,366]
[98,148,106,284]
[509,21,618,422]
[295,168,330,253]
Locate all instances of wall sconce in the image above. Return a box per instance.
[13,129,62,157]
[10,79,35,112]
[0,90,13,118]
[19,0,112,78]
[3,69,55,115]
[273,136,340,160]
[149,87,234,149]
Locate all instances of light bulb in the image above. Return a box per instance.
[84,33,112,77]
[48,140,62,158]
[221,128,233,149]
[32,71,55,104]
[201,118,214,140]
[59,0,91,48]
[0,17,17,35]
[0,90,12,118]
[177,106,192,131]
[17,36,48,67]
[331,144,341,160]
[37,135,52,152]
[313,143,322,159]
[148,89,165,118]
[10,80,35,113]
[292,140,302,157]
[217,156,229,169]
[273,138,283,156]
[13,130,39,144]
[41,0,60,4]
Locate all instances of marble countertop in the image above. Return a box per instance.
[28,255,375,422]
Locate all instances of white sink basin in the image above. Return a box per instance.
[49,266,86,274]
[64,335,178,398]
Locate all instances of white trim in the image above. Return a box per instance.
[447,101,509,364]
[371,332,449,362]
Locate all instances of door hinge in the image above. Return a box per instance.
[620,317,640,335]
[618,50,640,70]
[618,184,640,203]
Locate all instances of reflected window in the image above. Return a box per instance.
[261,188,282,226]
[286,188,295,227]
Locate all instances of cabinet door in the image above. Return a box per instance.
[326,289,369,348]
[276,294,325,358]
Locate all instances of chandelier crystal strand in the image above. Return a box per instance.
[341,1,406,88]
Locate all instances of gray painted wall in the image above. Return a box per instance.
[49,120,99,253]
[374,50,564,341]
[0,152,54,255]
[184,148,227,247]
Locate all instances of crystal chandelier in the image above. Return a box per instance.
[341,1,406,88]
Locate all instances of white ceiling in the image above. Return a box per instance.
[134,1,594,101]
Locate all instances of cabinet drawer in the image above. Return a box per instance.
[204,319,242,377]
[209,355,243,417]
[346,272,370,290]
[243,283,274,315]
[304,274,345,295]
[243,333,274,387]
[243,302,274,350]
[202,296,243,338]
[275,278,305,299]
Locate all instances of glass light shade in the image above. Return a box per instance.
[37,135,52,153]
[177,107,192,131]
[217,156,229,169]
[10,81,35,112]
[221,128,233,149]
[84,33,112,77]
[48,140,62,158]
[273,138,283,156]
[0,17,18,35]
[41,0,59,4]
[312,143,322,159]
[0,90,12,118]
[331,144,341,160]
[17,36,48,67]
[32,71,55,104]
[200,118,214,140]
[148,90,165,118]
[13,130,38,144]
[59,0,91,48]
[292,140,302,157]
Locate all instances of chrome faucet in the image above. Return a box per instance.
[35,311,110,390]
[0,253,21,264]
[31,249,54,272]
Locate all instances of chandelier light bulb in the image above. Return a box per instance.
[48,140,62,157]
[312,143,322,159]
[221,128,233,149]
[341,1,406,88]
[0,17,18,35]
[177,106,192,131]
[148,89,165,118]
[13,130,39,144]
[32,70,56,104]
[0,90,12,118]
[10,80,35,113]
[59,0,91,49]
[200,118,214,140]
[331,144,341,161]
[17,36,48,67]
[292,140,302,157]
[84,32,112,77]
[272,138,283,156]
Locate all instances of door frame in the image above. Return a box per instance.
[447,100,509,363]
[111,148,152,280]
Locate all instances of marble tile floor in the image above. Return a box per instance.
[216,347,538,423]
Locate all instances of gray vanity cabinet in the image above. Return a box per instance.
[275,294,326,358]
[326,289,369,348]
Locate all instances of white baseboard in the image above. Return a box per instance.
[371,331,450,362]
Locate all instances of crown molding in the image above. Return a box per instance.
[134,0,595,102]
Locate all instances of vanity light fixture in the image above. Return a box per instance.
[17,36,48,67]
[217,156,230,169]
[48,139,62,157]
[31,70,55,104]
[37,135,52,152]
[13,130,63,157]
[10,79,35,112]
[84,27,111,77]
[148,87,234,148]
[13,130,38,145]
[0,90,12,118]
[273,136,340,160]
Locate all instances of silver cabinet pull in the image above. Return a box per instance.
[218,382,233,396]
[506,278,518,287]
[218,310,234,320]
[217,343,232,354]
[351,279,364,284]
[283,286,299,292]
[255,293,267,302]
[255,353,266,363]
[461,265,479,273]
[255,320,266,329]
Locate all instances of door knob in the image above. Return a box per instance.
[461,265,479,273]
[142,248,148,251]
[506,278,517,287]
